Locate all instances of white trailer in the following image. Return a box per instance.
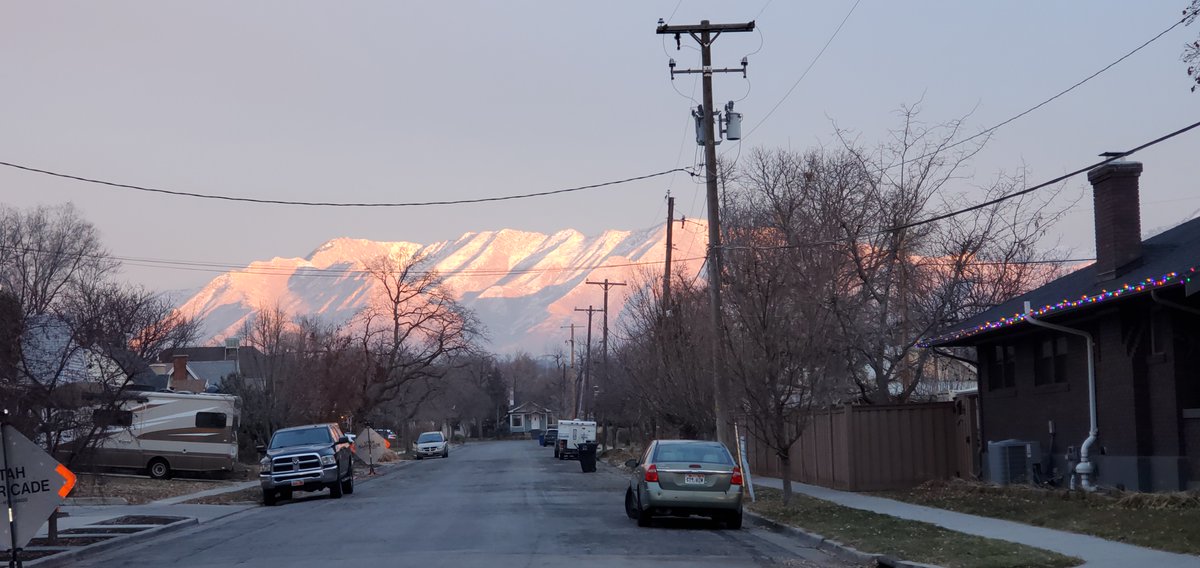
[555,419,596,460]
[64,390,241,479]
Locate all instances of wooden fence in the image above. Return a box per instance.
[745,401,976,492]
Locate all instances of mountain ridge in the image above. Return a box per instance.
[176,221,709,354]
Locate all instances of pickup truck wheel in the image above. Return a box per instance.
[262,489,277,506]
[329,473,344,499]
[342,474,354,495]
[147,458,172,480]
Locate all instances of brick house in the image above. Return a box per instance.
[925,160,1200,491]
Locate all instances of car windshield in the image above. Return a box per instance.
[269,427,332,449]
[653,443,733,465]
[417,433,443,443]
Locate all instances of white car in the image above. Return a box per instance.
[414,431,449,459]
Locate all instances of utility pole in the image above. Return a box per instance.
[663,196,675,310]
[561,323,579,418]
[574,306,601,419]
[657,19,755,448]
[585,278,626,390]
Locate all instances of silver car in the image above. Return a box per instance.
[413,431,449,459]
[624,440,744,529]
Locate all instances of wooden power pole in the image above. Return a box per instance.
[585,278,626,390]
[663,196,675,310]
[574,306,601,419]
[657,19,755,448]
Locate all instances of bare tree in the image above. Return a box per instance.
[346,253,482,420]
[1184,1,1200,91]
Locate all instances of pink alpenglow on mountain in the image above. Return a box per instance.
[176,222,708,353]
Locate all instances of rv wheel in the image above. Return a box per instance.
[147,458,172,480]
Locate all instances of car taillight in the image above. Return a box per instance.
[645,464,659,483]
[730,466,743,486]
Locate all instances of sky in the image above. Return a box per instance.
[1,1,1197,294]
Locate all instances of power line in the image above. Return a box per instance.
[735,0,862,144]
[0,160,695,208]
[720,118,1200,251]
[891,7,1199,170]
[0,242,706,279]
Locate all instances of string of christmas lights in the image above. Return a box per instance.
[924,266,1198,346]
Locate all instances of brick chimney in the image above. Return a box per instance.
[1087,160,1143,282]
[171,354,189,390]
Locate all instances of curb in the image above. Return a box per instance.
[746,511,944,568]
[25,517,198,568]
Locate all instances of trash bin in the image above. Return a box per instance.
[578,441,598,473]
[538,433,545,446]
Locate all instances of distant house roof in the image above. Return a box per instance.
[159,346,265,379]
[187,360,238,388]
[926,217,1200,347]
[508,401,554,416]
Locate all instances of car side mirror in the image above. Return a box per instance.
[337,436,350,445]
[256,444,266,454]
[625,459,638,469]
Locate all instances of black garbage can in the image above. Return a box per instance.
[578,442,598,473]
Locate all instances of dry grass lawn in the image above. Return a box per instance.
[881,479,1200,556]
[749,487,1081,568]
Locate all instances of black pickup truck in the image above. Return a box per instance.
[258,423,354,506]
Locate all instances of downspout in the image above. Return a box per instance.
[1023,301,1098,491]
[1151,288,1200,316]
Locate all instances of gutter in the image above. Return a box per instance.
[1022,301,1098,491]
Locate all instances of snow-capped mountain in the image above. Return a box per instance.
[176,221,709,354]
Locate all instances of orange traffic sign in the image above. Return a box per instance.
[1,424,76,551]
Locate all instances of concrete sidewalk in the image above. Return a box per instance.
[754,476,1200,568]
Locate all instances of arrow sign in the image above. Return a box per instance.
[1,424,77,551]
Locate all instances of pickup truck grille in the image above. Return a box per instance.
[271,453,322,474]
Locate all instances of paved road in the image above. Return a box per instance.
[75,441,849,567]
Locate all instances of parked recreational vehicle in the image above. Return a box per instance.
[64,390,241,479]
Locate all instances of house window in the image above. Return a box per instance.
[987,344,1016,390]
[93,409,133,428]
[196,412,227,429]
[512,414,523,429]
[1035,336,1069,385]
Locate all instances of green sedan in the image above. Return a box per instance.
[624,439,744,529]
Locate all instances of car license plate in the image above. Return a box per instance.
[684,474,705,485]
[291,480,303,487]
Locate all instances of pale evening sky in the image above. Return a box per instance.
[1,1,1196,294]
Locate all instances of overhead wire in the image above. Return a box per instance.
[0,242,709,279]
[0,160,695,208]
[886,6,1200,171]
[718,118,1200,252]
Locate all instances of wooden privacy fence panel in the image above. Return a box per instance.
[746,402,963,492]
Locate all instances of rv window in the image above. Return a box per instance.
[94,409,133,428]
[196,412,227,429]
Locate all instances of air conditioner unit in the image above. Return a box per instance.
[987,440,1042,485]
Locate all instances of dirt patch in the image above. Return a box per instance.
[881,479,1200,556]
[27,535,114,547]
[93,515,186,526]
[70,474,244,505]
[61,527,143,535]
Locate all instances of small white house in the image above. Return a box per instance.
[507,402,555,435]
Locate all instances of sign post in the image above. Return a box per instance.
[0,424,77,568]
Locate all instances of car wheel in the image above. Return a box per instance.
[342,474,354,495]
[553,447,559,458]
[725,509,743,530]
[442,449,449,458]
[262,489,277,506]
[415,454,423,460]
[636,505,653,527]
[147,458,172,480]
[624,490,639,520]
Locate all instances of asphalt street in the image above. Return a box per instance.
[74,440,849,567]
